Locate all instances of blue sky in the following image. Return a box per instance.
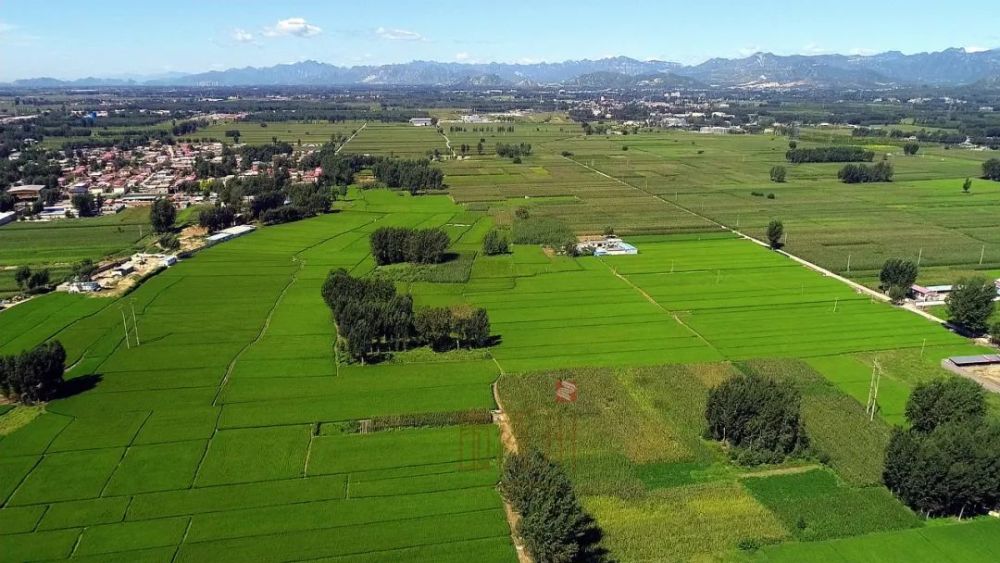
[1,0,998,80]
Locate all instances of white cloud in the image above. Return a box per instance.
[849,47,877,56]
[738,45,762,57]
[964,45,989,53]
[375,27,424,41]
[0,21,15,34]
[264,17,322,38]
[801,42,828,55]
[455,52,470,61]
[231,28,254,43]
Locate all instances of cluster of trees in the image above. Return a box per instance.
[500,450,604,563]
[71,193,100,217]
[370,158,445,194]
[837,161,894,183]
[785,146,874,163]
[852,127,969,145]
[14,266,51,294]
[945,276,997,335]
[0,341,66,404]
[482,228,511,255]
[879,258,918,303]
[320,269,491,361]
[170,119,209,137]
[370,227,450,266]
[495,142,532,160]
[769,165,787,183]
[984,158,1000,181]
[198,206,237,232]
[705,373,809,464]
[884,378,999,518]
[149,198,177,233]
[902,142,920,155]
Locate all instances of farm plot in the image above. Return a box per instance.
[0,191,516,562]
[497,358,919,562]
[344,122,447,158]
[198,120,366,146]
[564,129,1000,280]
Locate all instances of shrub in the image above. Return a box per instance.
[766,220,784,249]
[769,166,786,183]
[838,161,894,183]
[981,158,1000,181]
[482,228,510,255]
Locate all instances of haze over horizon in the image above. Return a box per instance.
[2,0,998,81]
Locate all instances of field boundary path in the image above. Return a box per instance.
[491,380,532,563]
[563,155,947,327]
[334,121,367,154]
[439,128,457,158]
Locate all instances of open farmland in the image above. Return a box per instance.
[198,120,366,146]
[0,191,516,562]
[4,108,1000,563]
[432,122,1000,285]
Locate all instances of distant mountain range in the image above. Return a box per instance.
[5,48,1000,89]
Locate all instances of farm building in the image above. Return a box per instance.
[206,224,257,245]
[67,281,102,293]
[943,355,1000,393]
[7,184,45,201]
[909,284,953,303]
[409,118,434,127]
[576,235,638,256]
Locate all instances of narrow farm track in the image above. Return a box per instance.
[601,260,722,357]
[564,155,948,327]
[491,380,532,563]
[334,121,367,154]
[439,128,457,158]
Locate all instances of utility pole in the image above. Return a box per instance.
[866,357,883,421]
[847,254,851,274]
[130,299,140,347]
[833,297,839,312]
[980,245,986,265]
[120,308,131,349]
[917,248,923,267]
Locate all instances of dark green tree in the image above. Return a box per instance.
[769,165,787,183]
[71,194,97,217]
[879,258,918,293]
[149,198,176,233]
[945,276,997,334]
[905,378,987,434]
[962,177,973,193]
[903,142,920,156]
[982,158,1000,181]
[766,220,784,249]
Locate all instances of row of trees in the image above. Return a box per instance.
[838,161,894,183]
[370,158,445,194]
[785,146,874,163]
[500,450,604,563]
[370,227,450,266]
[0,341,66,404]
[495,142,533,159]
[320,269,491,361]
[13,265,51,294]
[705,373,809,465]
[883,378,999,518]
[198,206,237,232]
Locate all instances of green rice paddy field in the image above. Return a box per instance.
[4,115,1000,561]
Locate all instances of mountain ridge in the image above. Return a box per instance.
[5,48,999,89]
